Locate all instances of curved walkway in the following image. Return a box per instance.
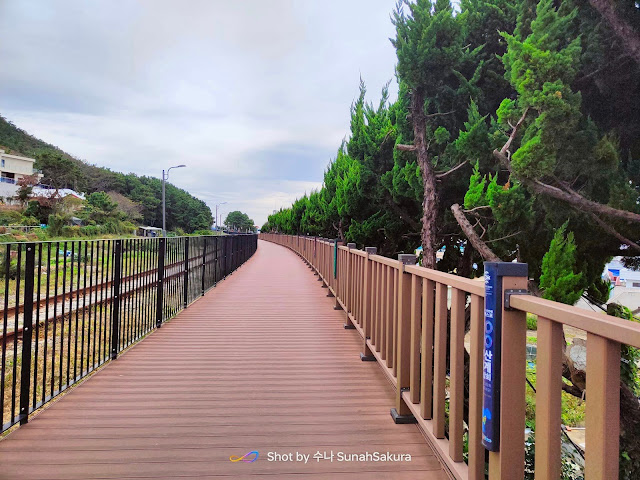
[0,240,447,479]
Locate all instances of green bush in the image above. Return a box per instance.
[0,210,23,225]
[61,225,81,237]
[193,229,214,236]
[20,215,40,226]
[80,225,100,237]
[526,313,538,330]
[47,214,68,236]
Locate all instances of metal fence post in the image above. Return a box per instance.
[201,237,207,295]
[214,237,218,285]
[155,238,165,328]
[110,239,123,359]
[183,237,189,308]
[18,243,36,424]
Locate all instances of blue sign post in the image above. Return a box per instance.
[482,262,528,452]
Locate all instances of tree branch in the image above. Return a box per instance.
[435,160,469,179]
[588,212,640,253]
[451,203,502,262]
[386,196,421,232]
[501,107,529,155]
[425,110,455,119]
[463,205,492,214]
[493,149,640,223]
[396,144,417,152]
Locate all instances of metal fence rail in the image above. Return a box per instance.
[261,233,640,480]
[1,233,257,433]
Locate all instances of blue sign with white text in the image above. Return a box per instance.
[482,263,500,451]
[481,261,528,452]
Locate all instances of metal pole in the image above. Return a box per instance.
[162,169,166,236]
[110,239,123,359]
[19,243,35,424]
[156,237,165,328]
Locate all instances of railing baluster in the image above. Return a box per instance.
[534,316,563,480]
[469,294,485,480]
[361,247,376,361]
[449,287,465,462]
[409,273,421,404]
[433,282,447,438]
[380,265,388,360]
[420,278,435,420]
[385,265,394,367]
[585,333,620,480]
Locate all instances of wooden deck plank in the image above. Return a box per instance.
[0,240,447,479]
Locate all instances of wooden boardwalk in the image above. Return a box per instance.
[0,240,447,480]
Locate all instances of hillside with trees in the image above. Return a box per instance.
[261,1,640,475]
[0,116,213,232]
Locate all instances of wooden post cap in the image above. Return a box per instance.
[398,254,417,265]
[347,243,356,249]
[365,247,377,254]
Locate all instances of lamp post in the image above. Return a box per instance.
[162,164,186,236]
[215,201,227,230]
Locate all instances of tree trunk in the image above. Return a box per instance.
[411,88,438,269]
[451,204,502,262]
[589,0,640,66]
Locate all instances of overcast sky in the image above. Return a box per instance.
[0,1,399,226]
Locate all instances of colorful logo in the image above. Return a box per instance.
[230,451,259,463]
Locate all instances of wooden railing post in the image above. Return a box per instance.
[585,334,620,480]
[343,243,356,326]
[485,263,528,480]
[391,253,418,424]
[361,247,376,361]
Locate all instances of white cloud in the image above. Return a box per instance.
[0,0,398,226]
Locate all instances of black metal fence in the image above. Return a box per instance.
[0,233,257,433]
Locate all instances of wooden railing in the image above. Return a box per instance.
[260,233,640,480]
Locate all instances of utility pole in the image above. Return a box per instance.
[162,164,186,236]
[215,201,227,230]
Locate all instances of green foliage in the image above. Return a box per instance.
[0,210,24,225]
[526,313,537,330]
[83,191,120,223]
[606,303,640,396]
[224,211,256,232]
[524,432,584,479]
[35,151,83,190]
[539,222,583,305]
[0,116,213,233]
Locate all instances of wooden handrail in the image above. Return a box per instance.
[259,233,638,480]
[510,294,640,347]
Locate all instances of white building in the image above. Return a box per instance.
[0,149,42,184]
[600,257,640,314]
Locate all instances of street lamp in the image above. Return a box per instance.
[162,164,186,236]
[215,201,227,230]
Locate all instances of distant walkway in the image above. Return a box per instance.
[0,240,447,479]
